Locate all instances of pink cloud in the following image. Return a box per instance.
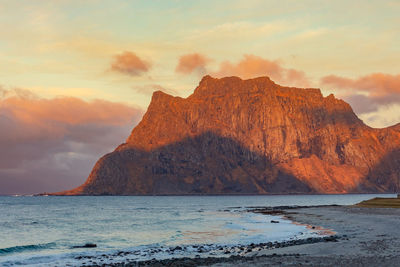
[175,53,210,75]
[0,88,143,194]
[4,96,139,126]
[133,84,179,96]
[111,51,151,76]
[321,73,400,114]
[286,69,310,88]
[321,75,355,88]
[211,54,310,87]
[322,73,400,97]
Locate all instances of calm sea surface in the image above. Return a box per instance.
[0,194,394,266]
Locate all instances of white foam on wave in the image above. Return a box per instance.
[0,213,329,266]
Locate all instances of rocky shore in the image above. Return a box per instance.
[82,236,340,267]
[84,204,400,267]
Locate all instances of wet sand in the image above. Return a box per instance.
[91,205,400,266]
[240,205,400,266]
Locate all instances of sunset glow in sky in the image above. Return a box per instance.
[1,0,400,194]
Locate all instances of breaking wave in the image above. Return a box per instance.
[0,242,56,255]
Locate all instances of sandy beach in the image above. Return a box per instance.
[110,205,400,267]
[241,205,400,266]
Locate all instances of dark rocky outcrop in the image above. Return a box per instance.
[56,76,400,195]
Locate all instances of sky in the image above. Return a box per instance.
[1,0,400,194]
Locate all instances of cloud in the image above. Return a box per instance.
[132,84,179,96]
[0,88,143,194]
[321,73,400,114]
[175,53,210,75]
[211,54,310,87]
[111,51,151,76]
[321,75,354,89]
[357,104,400,129]
[322,73,400,97]
[342,94,380,114]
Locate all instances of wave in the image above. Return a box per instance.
[0,242,56,255]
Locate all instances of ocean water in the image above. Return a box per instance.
[0,194,394,266]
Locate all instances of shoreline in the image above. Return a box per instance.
[34,192,397,197]
[82,236,341,267]
[90,204,400,267]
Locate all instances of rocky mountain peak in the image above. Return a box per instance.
[57,76,400,196]
[194,75,282,98]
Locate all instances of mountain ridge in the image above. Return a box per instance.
[55,75,400,195]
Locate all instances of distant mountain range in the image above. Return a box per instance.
[55,75,400,195]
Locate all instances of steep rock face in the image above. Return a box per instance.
[60,76,400,195]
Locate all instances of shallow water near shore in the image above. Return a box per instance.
[0,194,394,266]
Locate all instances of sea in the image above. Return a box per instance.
[0,194,394,266]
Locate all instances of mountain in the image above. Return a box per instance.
[57,76,400,195]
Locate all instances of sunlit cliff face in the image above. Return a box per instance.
[60,76,400,196]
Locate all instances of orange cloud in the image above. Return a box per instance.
[4,96,138,127]
[320,75,354,88]
[321,73,400,97]
[286,69,310,88]
[321,73,400,114]
[111,51,151,76]
[0,88,143,194]
[211,54,310,87]
[133,84,179,96]
[175,53,209,75]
